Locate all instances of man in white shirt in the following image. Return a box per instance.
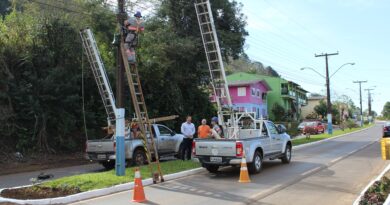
[180,116,195,160]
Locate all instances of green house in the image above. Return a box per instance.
[227,72,308,121]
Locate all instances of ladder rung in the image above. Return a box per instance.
[195,2,207,6]
[209,60,219,63]
[207,50,217,54]
[197,12,209,16]
[211,69,221,72]
[205,41,215,44]
[137,102,144,104]
[202,31,213,35]
[200,21,211,26]
[135,93,141,95]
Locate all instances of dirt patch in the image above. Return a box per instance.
[1,186,80,200]
[0,152,88,176]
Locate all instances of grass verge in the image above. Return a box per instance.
[292,124,374,146]
[1,160,200,199]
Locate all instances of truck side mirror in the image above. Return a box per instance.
[278,125,287,134]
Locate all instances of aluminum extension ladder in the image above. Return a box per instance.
[80,29,117,125]
[120,42,164,183]
[194,0,236,137]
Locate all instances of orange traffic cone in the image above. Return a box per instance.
[238,152,251,183]
[132,167,146,202]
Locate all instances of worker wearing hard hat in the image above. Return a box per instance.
[123,11,145,63]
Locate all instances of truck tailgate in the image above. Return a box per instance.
[87,139,114,153]
[195,140,236,157]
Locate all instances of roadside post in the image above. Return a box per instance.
[115,108,126,176]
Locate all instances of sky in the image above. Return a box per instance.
[236,0,389,114]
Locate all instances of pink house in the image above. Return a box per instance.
[211,80,271,118]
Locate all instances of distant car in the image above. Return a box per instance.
[303,121,325,135]
[297,122,307,132]
[384,122,390,137]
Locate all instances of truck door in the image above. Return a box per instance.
[260,122,272,155]
[157,125,174,154]
[266,121,283,153]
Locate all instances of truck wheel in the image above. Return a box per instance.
[248,151,262,174]
[205,165,219,173]
[101,161,115,170]
[281,144,292,164]
[133,149,147,166]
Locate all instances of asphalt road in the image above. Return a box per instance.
[0,163,103,189]
[72,123,388,205]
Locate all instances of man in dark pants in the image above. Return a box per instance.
[180,116,195,160]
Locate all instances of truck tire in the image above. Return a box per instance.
[281,144,292,164]
[101,161,115,170]
[205,165,219,173]
[248,151,262,174]
[133,149,147,166]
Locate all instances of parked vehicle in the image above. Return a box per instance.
[383,122,390,137]
[302,121,325,135]
[193,112,292,174]
[297,122,307,132]
[86,124,185,169]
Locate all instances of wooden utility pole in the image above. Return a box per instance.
[315,52,339,134]
[353,80,367,126]
[116,0,126,108]
[365,88,374,116]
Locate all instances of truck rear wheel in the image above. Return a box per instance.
[101,161,115,170]
[248,151,262,174]
[133,149,147,166]
[205,165,219,173]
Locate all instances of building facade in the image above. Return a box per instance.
[227,72,308,121]
[228,80,271,118]
[301,95,327,119]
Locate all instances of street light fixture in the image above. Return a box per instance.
[301,62,355,134]
[300,67,326,78]
[330,63,355,78]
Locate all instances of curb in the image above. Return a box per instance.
[353,163,390,205]
[294,126,373,150]
[0,167,204,204]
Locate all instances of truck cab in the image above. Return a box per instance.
[193,112,292,173]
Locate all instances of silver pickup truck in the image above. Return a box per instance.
[193,114,292,174]
[86,124,184,169]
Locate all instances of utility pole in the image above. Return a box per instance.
[365,88,374,122]
[315,52,339,134]
[114,0,127,176]
[116,0,126,108]
[353,80,367,127]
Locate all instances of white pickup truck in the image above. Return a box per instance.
[193,113,292,173]
[86,124,185,169]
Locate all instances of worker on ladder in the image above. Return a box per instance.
[123,11,144,64]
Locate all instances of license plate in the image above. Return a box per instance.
[97,154,106,159]
[210,157,222,163]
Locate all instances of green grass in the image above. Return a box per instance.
[292,124,374,146]
[42,160,200,192]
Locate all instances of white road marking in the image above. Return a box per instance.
[301,167,321,176]
[330,156,343,163]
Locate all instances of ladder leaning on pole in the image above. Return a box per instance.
[80,28,117,125]
[120,42,164,183]
[194,0,236,138]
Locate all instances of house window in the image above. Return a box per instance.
[262,93,267,100]
[256,89,260,98]
[251,88,256,96]
[237,87,246,96]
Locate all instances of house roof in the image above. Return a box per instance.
[228,79,272,91]
[308,95,326,100]
[227,72,307,93]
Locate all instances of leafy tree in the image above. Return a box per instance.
[314,100,339,123]
[382,102,390,119]
[271,103,285,121]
